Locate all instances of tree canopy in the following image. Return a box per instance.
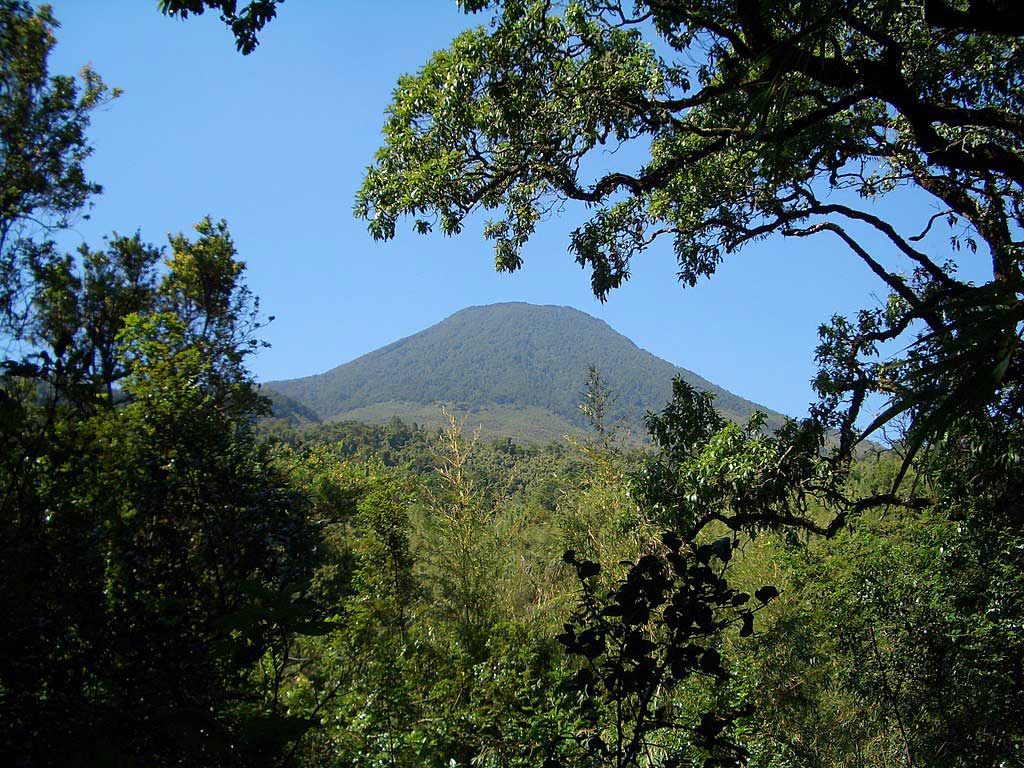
[350,0,1023,480]
[1,5,323,762]
[0,0,118,357]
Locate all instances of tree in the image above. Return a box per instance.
[0,13,328,749]
[1,219,323,766]
[0,0,118,357]
[348,0,1022,493]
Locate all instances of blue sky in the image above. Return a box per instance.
[43,1,975,420]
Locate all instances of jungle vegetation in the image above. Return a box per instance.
[2,1,1022,766]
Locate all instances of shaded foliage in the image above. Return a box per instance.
[556,536,775,768]
[1,216,322,765]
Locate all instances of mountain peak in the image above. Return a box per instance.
[264,303,783,443]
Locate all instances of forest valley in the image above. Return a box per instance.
[3,1,1023,767]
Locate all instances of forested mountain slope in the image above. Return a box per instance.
[264,303,784,439]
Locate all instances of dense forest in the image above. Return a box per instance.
[2,1,1023,767]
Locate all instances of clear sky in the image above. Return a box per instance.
[42,1,976,420]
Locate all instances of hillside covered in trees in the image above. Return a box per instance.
[263,303,785,442]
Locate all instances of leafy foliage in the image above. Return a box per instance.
[158,0,283,54]
[0,218,323,765]
[0,0,119,353]
[556,536,775,768]
[347,0,1023,482]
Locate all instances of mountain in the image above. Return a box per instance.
[262,302,786,443]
